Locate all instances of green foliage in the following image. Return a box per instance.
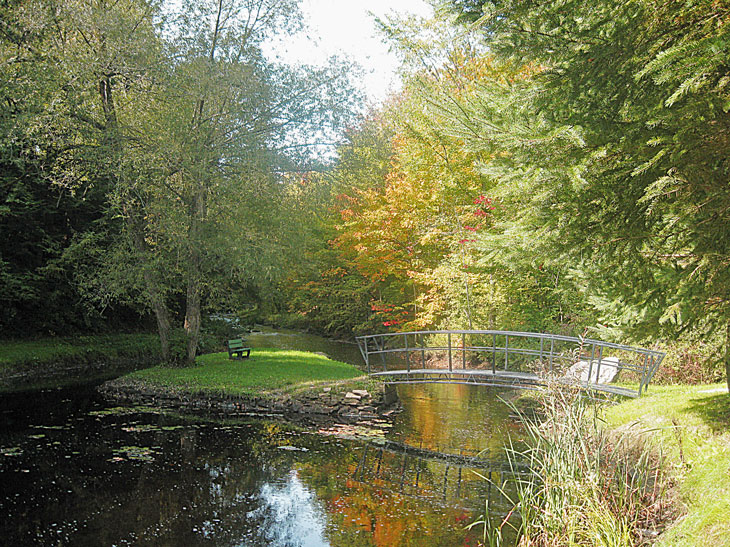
[653,333,727,386]
[0,0,152,335]
[0,0,361,358]
[431,0,730,388]
[201,315,248,346]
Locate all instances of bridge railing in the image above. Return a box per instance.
[356,330,664,397]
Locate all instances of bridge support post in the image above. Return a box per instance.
[587,343,596,387]
[639,354,649,395]
[505,335,509,371]
[420,333,426,368]
[404,333,410,374]
[549,338,555,374]
[448,333,452,373]
[358,338,370,375]
[462,332,466,369]
[595,345,603,383]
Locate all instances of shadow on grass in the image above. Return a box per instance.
[687,391,730,433]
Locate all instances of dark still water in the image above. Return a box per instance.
[0,349,523,546]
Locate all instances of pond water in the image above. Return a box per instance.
[0,331,523,546]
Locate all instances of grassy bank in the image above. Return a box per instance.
[604,384,730,547]
[0,333,161,392]
[125,348,368,397]
[0,333,160,370]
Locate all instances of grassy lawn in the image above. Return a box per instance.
[127,348,366,396]
[604,384,730,547]
[0,333,160,371]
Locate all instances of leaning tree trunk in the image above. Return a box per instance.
[146,271,173,362]
[146,274,172,362]
[96,70,174,363]
[130,220,172,362]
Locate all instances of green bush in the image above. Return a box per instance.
[203,314,249,347]
[654,335,725,385]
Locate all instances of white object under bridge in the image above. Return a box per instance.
[356,330,664,398]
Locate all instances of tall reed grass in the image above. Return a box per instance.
[472,387,675,546]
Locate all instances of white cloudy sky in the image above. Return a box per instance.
[263,0,434,105]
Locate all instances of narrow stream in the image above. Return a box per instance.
[245,327,365,368]
[0,330,523,546]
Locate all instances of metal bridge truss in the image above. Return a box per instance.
[356,330,664,397]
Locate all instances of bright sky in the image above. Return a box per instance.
[263,0,433,106]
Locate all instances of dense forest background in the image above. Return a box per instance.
[2,0,729,386]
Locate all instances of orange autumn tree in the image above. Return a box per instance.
[281,15,585,337]
[273,115,394,335]
[334,45,527,332]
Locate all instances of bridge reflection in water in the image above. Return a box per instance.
[352,439,524,517]
[357,330,664,397]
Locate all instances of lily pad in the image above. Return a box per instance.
[1,446,23,457]
[89,406,158,417]
[111,445,159,462]
[277,445,309,452]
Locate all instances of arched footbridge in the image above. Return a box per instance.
[356,330,664,398]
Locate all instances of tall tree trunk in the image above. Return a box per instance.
[181,0,221,366]
[184,274,202,366]
[130,220,172,361]
[183,188,206,366]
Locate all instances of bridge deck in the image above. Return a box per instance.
[371,368,638,398]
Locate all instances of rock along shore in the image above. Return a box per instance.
[98,377,400,425]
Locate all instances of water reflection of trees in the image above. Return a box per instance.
[2,402,521,546]
[391,384,522,455]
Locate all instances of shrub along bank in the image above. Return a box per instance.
[480,384,729,547]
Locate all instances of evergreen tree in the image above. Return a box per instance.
[441,0,730,390]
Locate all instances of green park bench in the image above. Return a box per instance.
[227,338,251,360]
